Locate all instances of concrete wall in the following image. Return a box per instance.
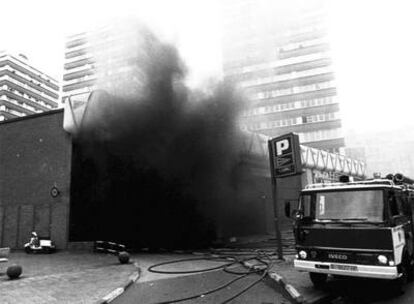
[0,110,72,249]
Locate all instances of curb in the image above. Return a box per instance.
[96,262,141,304]
[244,260,305,304]
[267,271,304,304]
[243,259,333,304]
[265,269,333,304]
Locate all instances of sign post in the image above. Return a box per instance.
[268,133,302,260]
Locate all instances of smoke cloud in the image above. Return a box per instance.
[69,21,254,249]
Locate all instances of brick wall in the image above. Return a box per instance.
[0,110,72,249]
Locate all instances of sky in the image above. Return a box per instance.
[0,0,223,85]
[2,0,414,133]
[326,1,414,133]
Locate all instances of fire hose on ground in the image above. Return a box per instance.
[147,250,276,304]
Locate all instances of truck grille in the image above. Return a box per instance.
[301,249,388,266]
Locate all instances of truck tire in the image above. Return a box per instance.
[407,257,414,282]
[309,272,328,289]
[392,259,408,295]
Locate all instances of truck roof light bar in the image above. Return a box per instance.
[305,179,394,190]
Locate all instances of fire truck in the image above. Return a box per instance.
[289,173,414,291]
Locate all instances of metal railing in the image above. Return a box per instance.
[300,144,366,178]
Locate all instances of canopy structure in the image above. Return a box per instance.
[300,145,366,178]
[241,132,366,179]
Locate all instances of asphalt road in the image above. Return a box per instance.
[113,267,290,304]
[321,276,414,304]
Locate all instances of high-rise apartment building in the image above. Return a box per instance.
[0,51,59,121]
[62,20,145,101]
[222,0,344,153]
[62,32,95,99]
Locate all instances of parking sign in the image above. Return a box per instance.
[268,133,302,178]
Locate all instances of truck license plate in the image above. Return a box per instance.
[330,264,358,271]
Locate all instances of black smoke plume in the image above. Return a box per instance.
[69,23,254,249]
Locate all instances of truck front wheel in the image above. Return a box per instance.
[407,257,414,282]
[392,258,409,295]
[309,272,328,289]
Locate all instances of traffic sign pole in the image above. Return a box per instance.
[268,140,284,260]
[268,133,302,260]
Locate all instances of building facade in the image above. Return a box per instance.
[62,32,95,99]
[0,51,59,121]
[0,110,71,249]
[62,20,146,100]
[222,0,344,153]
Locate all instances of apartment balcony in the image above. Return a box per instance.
[243,102,340,122]
[0,96,37,115]
[64,57,95,70]
[224,51,331,77]
[61,86,95,99]
[65,48,89,60]
[0,78,57,106]
[62,78,96,93]
[63,74,97,86]
[5,55,59,84]
[281,37,328,52]
[66,37,88,49]
[0,69,59,99]
[279,43,329,60]
[231,58,332,83]
[258,119,342,136]
[287,28,327,44]
[253,86,337,107]
[0,109,20,120]
[0,90,52,112]
[0,60,59,91]
[63,67,95,81]
[240,66,333,88]
[65,53,93,64]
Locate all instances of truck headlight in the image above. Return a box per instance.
[299,250,307,259]
[378,255,388,265]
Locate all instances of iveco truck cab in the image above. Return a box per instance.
[291,174,414,290]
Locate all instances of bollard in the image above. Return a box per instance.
[7,264,22,279]
[118,251,130,264]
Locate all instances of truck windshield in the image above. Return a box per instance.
[314,190,384,222]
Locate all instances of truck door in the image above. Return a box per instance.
[401,191,414,256]
[393,191,413,255]
[294,194,313,242]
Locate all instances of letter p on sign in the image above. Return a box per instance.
[276,139,290,156]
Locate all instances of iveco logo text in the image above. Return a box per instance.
[328,253,348,260]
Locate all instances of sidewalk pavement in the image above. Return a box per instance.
[0,250,138,304]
